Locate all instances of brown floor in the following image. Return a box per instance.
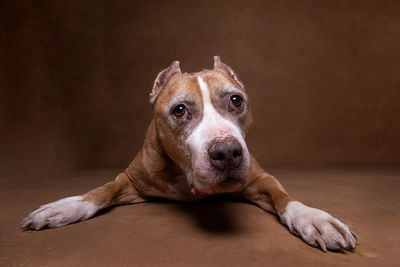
[1,167,399,266]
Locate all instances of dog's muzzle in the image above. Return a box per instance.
[206,139,248,191]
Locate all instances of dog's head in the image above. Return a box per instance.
[150,56,252,194]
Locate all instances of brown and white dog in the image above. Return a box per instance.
[21,56,358,252]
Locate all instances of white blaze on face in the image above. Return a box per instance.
[186,76,249,178]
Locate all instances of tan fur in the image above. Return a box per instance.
[243,155,294,215]
[82,172,146,206]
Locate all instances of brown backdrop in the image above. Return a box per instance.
[1,0,400,179]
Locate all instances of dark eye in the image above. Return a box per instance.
[173,104,187,118]
[230,95,242,108]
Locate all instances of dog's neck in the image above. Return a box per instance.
[125,120,187,197]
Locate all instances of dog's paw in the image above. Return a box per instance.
[21,196,100,230]
[280,201,359,252]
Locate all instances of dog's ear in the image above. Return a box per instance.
[213,56,244,89]
[150,61,181,104]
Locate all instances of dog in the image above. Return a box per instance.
[21,56,358,252]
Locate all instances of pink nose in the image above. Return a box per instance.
[208,140,243,171]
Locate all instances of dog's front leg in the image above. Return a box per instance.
[242,159,358,252]
[21,172,146,230]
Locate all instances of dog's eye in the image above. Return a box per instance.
[230,95,242,108]
[173,104,187,118]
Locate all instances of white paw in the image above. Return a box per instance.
[280,201,358,252]
[21,196,100,230]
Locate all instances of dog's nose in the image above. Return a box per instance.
[208,140,243,171]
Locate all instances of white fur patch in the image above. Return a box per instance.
[21,196,100,230]
[281,201,357,251]
[186,77,249,168]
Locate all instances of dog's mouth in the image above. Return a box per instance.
[216,176,245,192]
[191,176,244,195]
[220,176,239,187]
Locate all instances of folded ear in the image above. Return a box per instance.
[213,56,244,89]
[149,61,181,104]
